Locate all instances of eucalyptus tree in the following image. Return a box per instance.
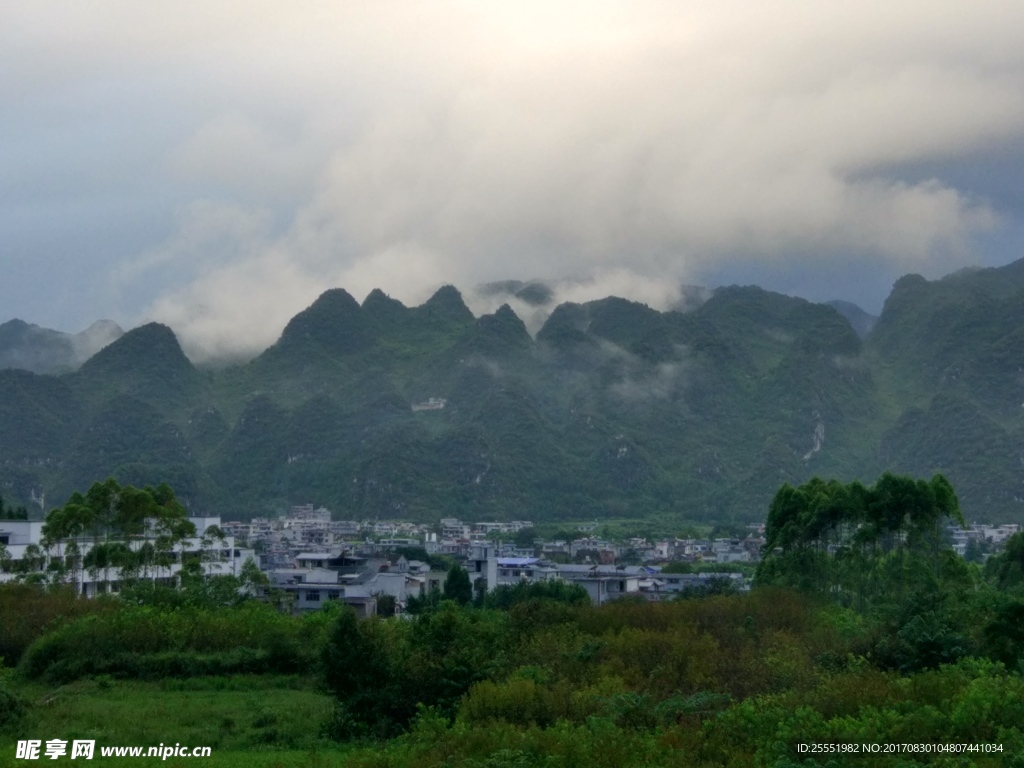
[40,508,68,584]
[16,544,45,577]
[758,472,964,607]
[44,493,92,592]
[112,485,156,541]
[82,543,110,591]
[0,496,28,520]
[136,541,156,580]
[760,478,864,597]
[199,524,227,574]
[41,502,86,587]
[142,485,195,586]
[108,485,161,585]
[73,479,119,588]
[45,479,196,591]
[985,531,1024,592]
[239,557,269,595]
[443,564,473,605]
[64,540,82,592]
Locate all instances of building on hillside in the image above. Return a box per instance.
[473,522,508,536]
[412,397,447,412]
[377,537,422,550]
[441,518,471,539]
[980,524,1020,544]
[289,504,332,522]
[267,567,377,618]
[496,542,537,559]
[706,539,751,563]
[331,520,361,537]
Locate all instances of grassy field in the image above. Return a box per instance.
[0,675,354,767]
[532,517,716,541]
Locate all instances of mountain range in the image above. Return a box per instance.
[1,261,1021,526]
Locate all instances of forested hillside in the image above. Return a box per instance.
[3,259,1024,523]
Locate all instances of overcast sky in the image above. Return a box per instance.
[3,1,1024,358]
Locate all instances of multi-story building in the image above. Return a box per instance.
[441,518,471,539]
[554,563,642,605]
[0,516,257,597]
[269,551,449,615]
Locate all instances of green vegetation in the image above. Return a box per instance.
[0,584,118,667]
[1,676,337,762]
[0,496,28,520]
[6,262,1024,523]
[7,580,1017,765]
[19,604,323,682]
[480,580,590,610]
[756,473,964,602]
[36,478,196,587]
[5,472,1023,766]
[442,564,473,605]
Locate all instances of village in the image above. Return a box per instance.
[2,502,1019,618]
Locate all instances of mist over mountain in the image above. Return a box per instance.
[477,280,556,307]
[0,319,123,374]
[826,301,878,339]
[2,262,1024,526]
[468,278,714,339]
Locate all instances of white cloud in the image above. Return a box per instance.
[5,1,1024,352]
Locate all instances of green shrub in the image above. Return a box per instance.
[461,676,559,728]
[482,580,590,611]
[18,602,319,682]
[0,684,26,728]
[0,583,117,666]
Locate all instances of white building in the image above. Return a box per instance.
[495,557,559,586]
[441,518,471,539]
[554,564,642,605]
[268,551,449,615]
[0,516,257,598]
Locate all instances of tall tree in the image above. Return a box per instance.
[321,608,405,738]
[985,531,1024,592]
[43,479,195,591]
[443,564,473,605]
[758,472,964,606]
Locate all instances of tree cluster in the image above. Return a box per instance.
[35,479,196,588]
[756,472,965,604]
[0,496,28,520]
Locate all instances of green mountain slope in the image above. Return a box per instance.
[4,267,1024,524]
[73,322,204,412]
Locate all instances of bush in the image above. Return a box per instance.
[0,583,117,666]
[0,684,26,729]
[18,602,319,682]
[461,676,561,728]
[482,581,590,611]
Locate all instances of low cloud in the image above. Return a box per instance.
[611,360,690,404]
[466,271,686,336]
[5,2,1024,352]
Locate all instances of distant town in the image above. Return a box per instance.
[2,503,1018,618]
